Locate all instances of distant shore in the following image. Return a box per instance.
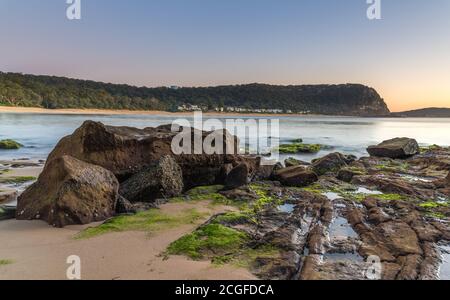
[0,106,312,118]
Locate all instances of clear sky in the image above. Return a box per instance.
[1,0,449,112]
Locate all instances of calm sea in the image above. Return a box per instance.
[1,113,450,162]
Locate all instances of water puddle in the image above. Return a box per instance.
[355,187,383,195]
[278,203,295,214]
[324,252,364,262]
[322,192,342,201]
[437,196,449,206]
[439,244,450,280]
[329,216,358,240]
[399,174,434,183]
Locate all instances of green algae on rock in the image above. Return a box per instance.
[0,139,23,150]
[277,143,322,154]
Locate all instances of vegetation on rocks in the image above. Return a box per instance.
[170,185,242,207]
[76,208,206,239]
[0,176,36,184]
[0,139,23,150]
[374,161,409,173]
[278,143,322,154]
[167,224,249,260]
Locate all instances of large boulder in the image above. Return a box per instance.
[45,121,240,189]
[119,155,183,203]
[367,138,419,159]
[16,155,119,227]
[224,163,249,190]
[272,166,318,187]
[311,153,352,176]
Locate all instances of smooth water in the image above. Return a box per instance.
[1,113,450,162]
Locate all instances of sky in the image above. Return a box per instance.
[0,0,449,112]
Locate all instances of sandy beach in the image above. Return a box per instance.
[0,159,256,280]
[0,106,306,118]
[0,201,256,280]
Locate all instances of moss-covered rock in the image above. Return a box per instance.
[0,139,23,150]
[167,223,249,259]
[277,143,321,154]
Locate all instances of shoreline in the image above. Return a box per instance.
[3,106,450,119]
[0,106,311,117]
[0,106,393,118]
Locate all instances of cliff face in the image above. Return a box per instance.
[0,72,390,116]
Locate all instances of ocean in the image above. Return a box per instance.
[1,112,450,162]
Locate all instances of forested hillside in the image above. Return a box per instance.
[0,72,390,116]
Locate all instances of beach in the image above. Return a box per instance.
[1,112,450,280]
[0,106,303,118]
[0,200,256,280]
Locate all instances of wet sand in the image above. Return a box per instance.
[0,201,257,280]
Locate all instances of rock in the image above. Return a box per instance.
[116,196,158,214]
[396,255,422,280]
[216,163,234,183]
[337,167,366,183]
[16,155,119,227]
[0,139,23,150]
[115,196,134,214]
[0,205,16,221]
[253,251,301,280]
[411,220,442,242]
[346,209,365,226]
[419,242,441,280]
[284,157,310,168]
[224,163,249,190]
[446,172,450,186]
[0,189,18,204]
[381,263,401,280]
[45,121,239,188]
[307,224,326,254]
[272,166,318,187]
[119,155,183,203]
[367,138,419,159]
[368,207,391,225]
[219,186,258,201]
[253,163,276,181]
[311,153,349,176]
[376,221,422,256]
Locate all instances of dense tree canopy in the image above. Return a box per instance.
[0,72,390,115]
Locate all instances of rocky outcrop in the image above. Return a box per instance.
[16,155,119,227]
[224,163,249,190]
[272,166,318,187]
[284,157,310,168]
[311,153,354,176]
[43,121,243,189]
[119,155,183,203]
[367,138,419,159]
